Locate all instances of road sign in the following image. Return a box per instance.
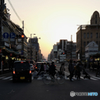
[3,32,9,38]
[60,54,66,62]
[10,33,16,38]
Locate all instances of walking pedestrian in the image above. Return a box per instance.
[75,60,83,80]
[49,62,56,78]
[96,62,100,76]
[68,60,74,81]
[59,62,65,75]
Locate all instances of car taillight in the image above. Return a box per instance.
[13,71,15,74]
[29,70,32,74]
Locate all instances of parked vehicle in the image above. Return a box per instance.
[12,61,33,82]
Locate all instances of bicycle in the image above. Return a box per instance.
[42,70,65,84]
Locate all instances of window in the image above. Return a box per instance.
[91,33,92,38]
[84,42,86,47]
[95,20,97,24]
[95,15,97,24]
[87,33,89,38]
[87,41,89,45]
[84,33,86,39]
[96,33,98,38]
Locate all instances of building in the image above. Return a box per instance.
[48,39,76,62]
[0,1,27,73]
[26,43,36,61]
[66,41,76,60]
[76,11,100,60]
[85,41,98,58]
[28,37,41,62]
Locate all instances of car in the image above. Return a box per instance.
[35,62,45,71]
[12,61,33,82]
[28,60,35,65]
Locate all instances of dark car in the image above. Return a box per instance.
[12,61,33,82]
[35,62,44,71]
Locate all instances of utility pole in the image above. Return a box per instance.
[80,25,82,61]
[71,35,72,60]
[22,21,24,59]
[0,0,4,73]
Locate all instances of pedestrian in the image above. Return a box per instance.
[49,62,56,78]
[96,62,100,76]
[44,63,47,72]
[59,62,65,75]
[68,60,74,81]
[75,60,83,80]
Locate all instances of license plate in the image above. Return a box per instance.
[20,77,25,80]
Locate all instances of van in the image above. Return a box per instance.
[12,61,33,82]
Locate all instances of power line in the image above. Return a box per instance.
[8,0,21,22]
[7,0,31,34]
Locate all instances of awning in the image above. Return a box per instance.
[3,47,14,53]
[1,47,20,56]
[14,51,20,55]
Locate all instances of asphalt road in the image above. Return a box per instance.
[0,63,100,100]
[0,76,100,100]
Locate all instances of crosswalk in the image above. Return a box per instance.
[0,76,12,81]
[0,75,100,81]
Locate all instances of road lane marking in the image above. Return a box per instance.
[3,76,12,80]
[91,76,100,79]
[90,77,98,80]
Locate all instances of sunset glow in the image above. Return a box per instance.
[5,0,100,59]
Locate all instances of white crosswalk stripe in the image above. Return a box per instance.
[0,75,100,81]
[2,76,12,80]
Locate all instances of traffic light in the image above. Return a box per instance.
[21,34,24,38]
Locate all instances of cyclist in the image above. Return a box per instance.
[49,62,56,78]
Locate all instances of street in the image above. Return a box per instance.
[0,63,100,100]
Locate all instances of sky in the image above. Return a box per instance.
[5,0,100,59]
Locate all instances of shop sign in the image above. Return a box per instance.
[3,32,9,38]
[3,32,9,42]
